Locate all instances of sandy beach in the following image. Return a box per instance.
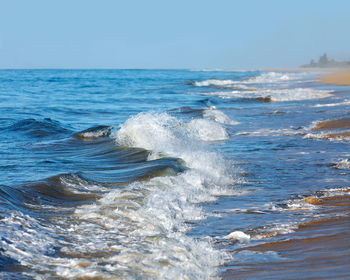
[222,189,350,279]
[319,69,350,86]
[313,118,350,130]
[313,70,350,139]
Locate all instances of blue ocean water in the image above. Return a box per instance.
[0,69,349,279]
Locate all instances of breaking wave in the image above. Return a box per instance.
[242,72,306,84]
[202,106,239,125]
[190,71,312,88]
[0,112,239,279]
[199,88,333,102]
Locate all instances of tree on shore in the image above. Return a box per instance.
[301,53,350,68]
[318,53,329,65]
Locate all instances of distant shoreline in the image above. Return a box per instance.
[260,67,350,86]
[259,67,338,72]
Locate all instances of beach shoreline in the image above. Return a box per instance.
[221,69,350,279]
[222,187,350,279]
[259,67,350,87]
[312,70,350,136]
[319,69,350,86]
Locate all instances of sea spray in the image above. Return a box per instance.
[198,88,333,102]
[0,111,237,279]
[31,111,235,278]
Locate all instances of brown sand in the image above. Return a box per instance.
[312,118,350,130]
[304,196,323,205]
[312,71,350,138]
[312,118,350,139]
[325,131,350,140]
[222,193,350,279]
[320,69,350,86]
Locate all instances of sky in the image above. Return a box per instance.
[1,0,350,69]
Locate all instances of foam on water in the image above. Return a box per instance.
[251,222,299,240]
[224,231,251,243]
[115,112,230,159]
[236,127,305,137]
[115,112,240,192]
[312,99,350,108]
[73,125,114,139]
[189,71,332,102]
[303,132,327,140]
[243,72,301,84]
[199,88,333,102]
[303,130,350,142]
[59,173,109,193]
[202,107,240,125]
[0,212,59,275]
[191,79,253,90]
[333,158,350,169]
[191,72,311,88]
[2,68,350,279]
[321,186,350,197]
[0,112,239,279]
[193,79,240,87]
[70,112,238,277]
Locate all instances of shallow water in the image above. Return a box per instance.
[0,69,349,279]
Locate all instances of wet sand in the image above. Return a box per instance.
[320,69,350,86]
[222,192,350,279]
[313,118,350,139]
[325,131,350,140]
[312,73,350,137]
[313,118,350,130]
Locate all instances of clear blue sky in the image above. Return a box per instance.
[1,0,350,69]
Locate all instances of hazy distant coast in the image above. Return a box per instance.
[301,53,350,68]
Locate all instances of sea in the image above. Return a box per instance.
[0,69,349,279]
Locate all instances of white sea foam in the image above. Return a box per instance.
[303,132,327,140]
[262,88,333,101]
[225,231,251,243]
[192,72,311,88]
[245,72,293,83]
[203,107,240,125]
[303,131,350,141]
[312,99,350,108]
[115,112,230,159]
[0,112,238,279]
[114,112,238,188]
[193,79,240,87]
[243,71,312,84]
[333,158,350,169]
[321,187,350,197]
[68,112,237,277]
[236,127,305,137]
[252,222,299,240]
[190,71,332,102]
[186,118,229,141]
[74,125,114,139]
[0,212,59,273]
[60,173,109,193]
[200,88,333,102]
[286,199,318,211]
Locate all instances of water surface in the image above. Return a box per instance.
[0,69,349,279]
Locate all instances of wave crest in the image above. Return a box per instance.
[115,112,229,152]
[200,88,333,102]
